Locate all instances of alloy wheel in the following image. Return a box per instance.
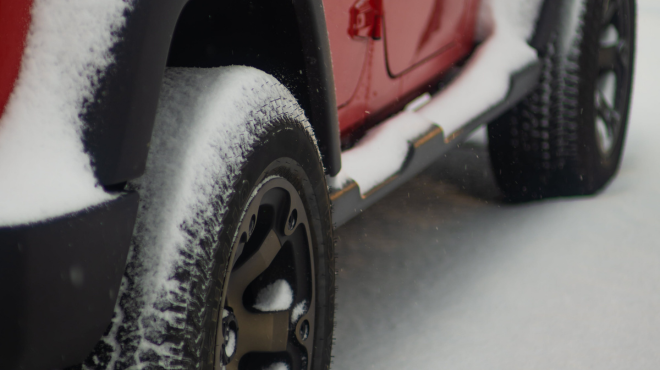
[216,176,316,370]
[595,0,634,156]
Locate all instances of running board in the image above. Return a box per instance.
[330,61,541,228]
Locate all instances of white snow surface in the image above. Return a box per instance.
[102,66,314,368]
[330,111,434,193]
[476,0,545,42]
[254,279,294,312]
[329,0,543,195]
[0,0,129,226]
[263,362,289,370]
[291,300,308,324]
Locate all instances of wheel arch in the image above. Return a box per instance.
[84,0,341,187]
[530,0,586,57]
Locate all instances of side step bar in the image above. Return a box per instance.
[330,62,541,228]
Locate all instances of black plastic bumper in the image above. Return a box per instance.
[0,193,139,370]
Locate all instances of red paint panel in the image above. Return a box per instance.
[0,0,32,120]
[383,0,467,77]
[325,0,480,138]
[325,0,370,107]
[401,0,480,92]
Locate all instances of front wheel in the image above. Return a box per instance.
[89,67,335,370]
[212,130,335,370]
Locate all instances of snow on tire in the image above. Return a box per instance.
[83,66,335,370]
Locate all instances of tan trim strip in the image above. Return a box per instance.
[361,174,399,199]
[413,125,444,148]
[329,181,358,202]
[444,129,463,143]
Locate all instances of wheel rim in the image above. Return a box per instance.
[594,0,633,157]
[216,177,316,370]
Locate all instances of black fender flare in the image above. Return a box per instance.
[84,0,341,186]
[530,0,584,57]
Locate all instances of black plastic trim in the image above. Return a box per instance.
[83,0,189,186]
[0,193,139,370]
[84,0,341,185]
[331,62,541,228]
[530,0,566,54]
[291,0,342,175]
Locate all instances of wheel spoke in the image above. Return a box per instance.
[617,39,630,70]
[602,0,619,26]
[221,178,318,370]
[595,89,621,131]
[224,311,290,370]
[231,230,282,288]
[225,230,290,369]
[599,44,618,73]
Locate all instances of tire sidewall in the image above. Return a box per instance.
[576,0,635,193]
[200,119,335,370]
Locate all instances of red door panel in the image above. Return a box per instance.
[323,0,480,138]
[325,0,370,107]
[383,0,467,77]
[401,0,479,93]
[0,0,33,120]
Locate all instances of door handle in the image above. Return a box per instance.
[348,0,383,40]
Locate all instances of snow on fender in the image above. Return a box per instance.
[0,0,130,226]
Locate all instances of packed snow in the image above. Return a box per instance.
[254,279,294,312]
[329,111,435,193]
[0,0,129,226]
[291,300,308,324]
[94,66,315,369]
[416,0,541,135]
[329,0,544,195]
[224,329,236,358]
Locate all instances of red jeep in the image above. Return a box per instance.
[0,0,635,369]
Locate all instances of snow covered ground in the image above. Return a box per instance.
[332,1,660,369]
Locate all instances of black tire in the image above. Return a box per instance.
[488,0,636,202]
[203,123,335,370]
[86,67,334,370]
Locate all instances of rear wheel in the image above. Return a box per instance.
[488,0,635,201]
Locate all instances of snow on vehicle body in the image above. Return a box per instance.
[0,0,635,369]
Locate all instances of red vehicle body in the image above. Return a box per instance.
[324,0,479,137]
[0,0,31,119]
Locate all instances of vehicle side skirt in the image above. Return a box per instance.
[331,62,542,227]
